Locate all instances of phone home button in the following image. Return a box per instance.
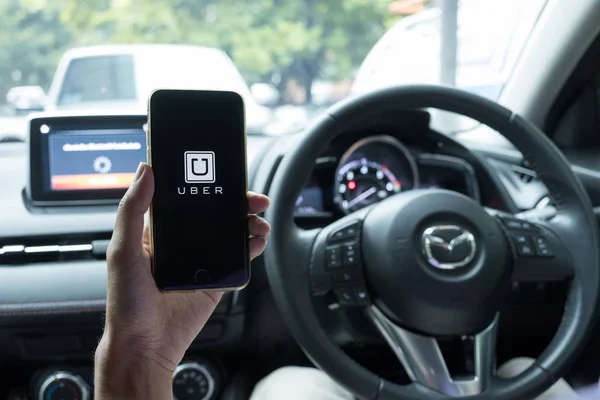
[194,269,211,284]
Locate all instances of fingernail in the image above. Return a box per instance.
[134,162,145,181]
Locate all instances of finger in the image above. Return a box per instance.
[249,215,271,238]
[249,237,267,260]
[248,192,270,214]
[107,163,154,268]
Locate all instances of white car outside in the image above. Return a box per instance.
[45,44,275,133]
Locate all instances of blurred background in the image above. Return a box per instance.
[0,0,547,140]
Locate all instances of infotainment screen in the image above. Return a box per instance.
[28,114,147,205]
[48,129,144,191]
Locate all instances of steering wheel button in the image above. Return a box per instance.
[511,236,535,257]
[343,254,358,267]
[342,242,359,265]
[329,230,346,242]
[325,246,342,269]
[333,270,361,284]
[500,217,540,232]
[502,218,523,230]
[537,247,554,258]
[344,243,355,250]
[520,221,538,231]
[534,236,548,248]
[334,287,356,306]
[345,225,358,237]
[328,222,360,242]
[514,235,528,244]
[353,286,371,306]
[533,236,554,258]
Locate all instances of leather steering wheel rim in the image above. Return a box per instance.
[264,85,600,399]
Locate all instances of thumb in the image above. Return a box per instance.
[107,163,154,268]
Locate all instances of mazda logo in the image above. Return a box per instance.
[421,225,476,270]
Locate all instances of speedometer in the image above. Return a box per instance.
[336,159,401,213]
[334,135,418,214]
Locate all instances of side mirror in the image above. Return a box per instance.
[6,85,46,115]
[250,83,280,107]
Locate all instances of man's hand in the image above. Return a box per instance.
[95,163,271,399]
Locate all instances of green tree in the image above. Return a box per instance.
[0,0,399,105]
[58,0,399,103]
[0,0,70,102]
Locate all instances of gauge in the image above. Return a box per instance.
[38,372,89,400]
[173,362,215,400]
[336,159,401,213]
[334,135,418,214]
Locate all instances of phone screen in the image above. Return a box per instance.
[148,90,248,290]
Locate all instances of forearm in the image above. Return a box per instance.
[94,331,174,400]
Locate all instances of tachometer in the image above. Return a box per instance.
[336,159,401,213]
[334,135,418,214]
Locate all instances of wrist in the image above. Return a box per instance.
[94,329,174,400]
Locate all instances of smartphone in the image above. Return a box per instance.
[147,89,249,291]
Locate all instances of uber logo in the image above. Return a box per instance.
[185,151,215,183]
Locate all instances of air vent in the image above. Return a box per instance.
[0,233,112,265]
[511,165,537,184]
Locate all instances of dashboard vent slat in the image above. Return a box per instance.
[0,233,111,266]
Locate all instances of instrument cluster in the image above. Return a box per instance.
[333,136,418,214]
[294,135,480,221]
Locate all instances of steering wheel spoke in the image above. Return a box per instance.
[309,207,372,308]
[367,306,498,397]
[487,210,574,282]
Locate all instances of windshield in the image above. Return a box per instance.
[1,0,548,142]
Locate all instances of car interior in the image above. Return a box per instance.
[2,1,600,400]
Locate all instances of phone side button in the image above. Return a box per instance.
[194,269,211,284]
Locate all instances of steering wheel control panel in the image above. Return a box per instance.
[497,216,555,259]
[484,210,572,282]
[313,217,371,309]
[25,358,220,400]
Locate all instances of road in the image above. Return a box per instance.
[0,114,27,142]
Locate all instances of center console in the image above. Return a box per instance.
[1,289,248,399]
[28,358,220,400]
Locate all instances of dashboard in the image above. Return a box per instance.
[0,108,545,399]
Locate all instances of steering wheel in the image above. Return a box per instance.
[264,85,600,399]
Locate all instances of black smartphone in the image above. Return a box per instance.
[147,89,249,291]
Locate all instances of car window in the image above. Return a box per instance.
[58,55,137,106]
